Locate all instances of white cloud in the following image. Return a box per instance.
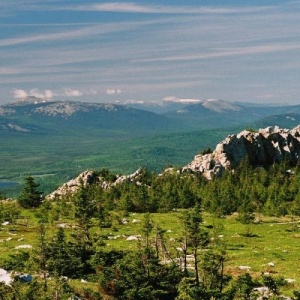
[63,88,83,97]
[44,90,54,99]
[163,96,202,103]
[124,99,145,104]
[106,88,122,95]
[12,88,53,99]
[12,89,28,99]
[29,88,53,99]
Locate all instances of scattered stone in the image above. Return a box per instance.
[238,266,251,271]
[285,278,296,283]
[57,223,68,228]
[268,262,275,267]
[252,286,270,298]
[0,268,13,285]
[186,255,194,261]
[126,235,139,241]
[15,244,32,249]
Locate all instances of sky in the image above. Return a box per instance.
[1,0,300,105]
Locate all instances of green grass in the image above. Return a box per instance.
[1,209,299,294]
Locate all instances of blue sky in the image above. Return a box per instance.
[1,1,300,105]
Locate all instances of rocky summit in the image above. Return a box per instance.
[183,125,300,179]
[47,168,144,199]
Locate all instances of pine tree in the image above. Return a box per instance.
[18,176,43,208]
[183,203,209,286]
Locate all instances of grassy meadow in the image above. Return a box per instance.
[0,208,299,295]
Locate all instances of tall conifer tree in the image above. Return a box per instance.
[18,176,43,208]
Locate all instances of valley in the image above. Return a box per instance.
[1,97,300,196]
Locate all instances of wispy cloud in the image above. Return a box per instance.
[2,1,300,104]
[78,2,156,14]
[134,43,300,63]
[0,67,22,75]
[0,22,138,47]
[75,2,268,15]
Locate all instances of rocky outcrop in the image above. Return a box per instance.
[47,170,98,200]
[113,168,144,185]
[183,126,300,179]
[47,168,144,200]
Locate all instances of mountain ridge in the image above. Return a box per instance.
[2,97,300,133]
[0,98,186,135]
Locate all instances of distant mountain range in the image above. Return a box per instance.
[0,97,184,137]
[1,97,299,136]
[125,98,300,129]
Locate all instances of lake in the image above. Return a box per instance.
[0,182,19,188]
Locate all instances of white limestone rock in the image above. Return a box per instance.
[47,168,144,200]
[47,170,97,200]
[183,126,300,178]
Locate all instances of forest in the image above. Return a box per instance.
[0,159,300,299]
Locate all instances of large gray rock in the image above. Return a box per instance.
[183,125,300,179]
[47,168,144,200]
[47,170,97,200]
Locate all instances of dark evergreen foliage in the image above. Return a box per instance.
[17,176,43,208]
